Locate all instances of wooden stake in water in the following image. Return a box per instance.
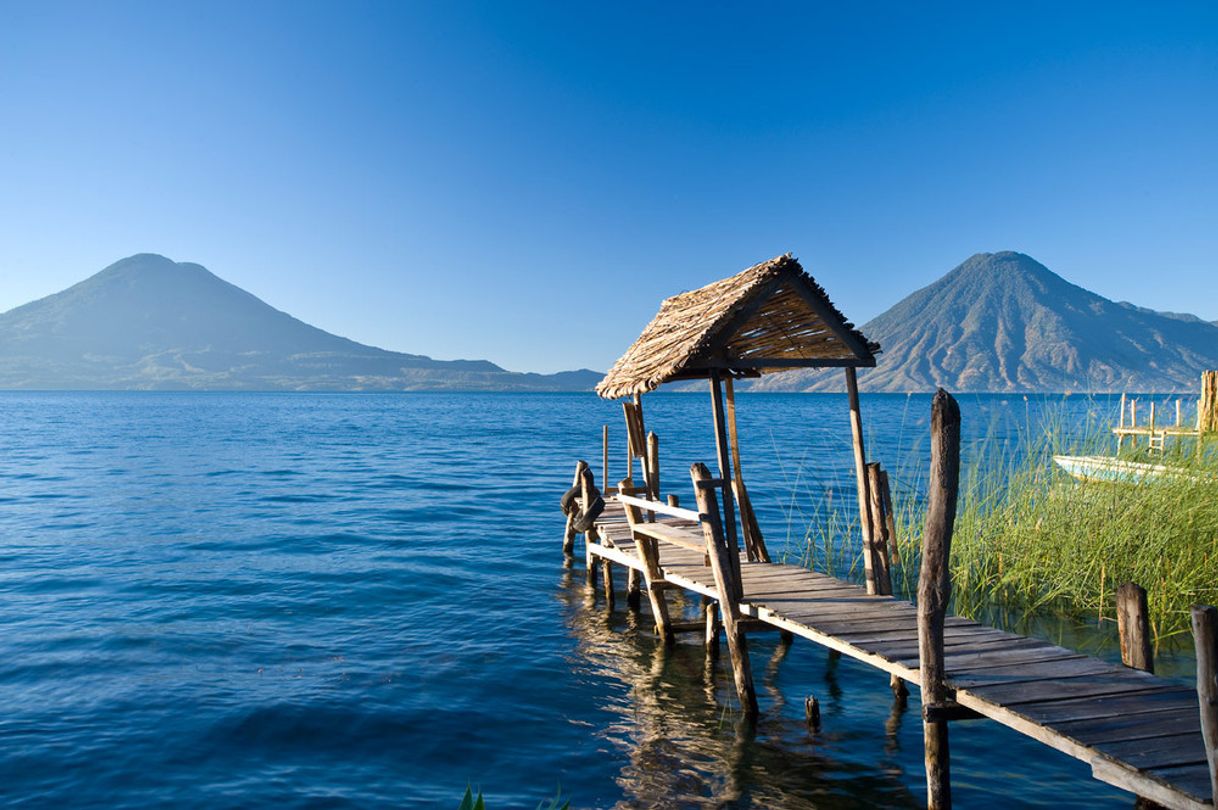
[1190,605,1218,803]
[1117,581,1153,673]
[919,389,960,810]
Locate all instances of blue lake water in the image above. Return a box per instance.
[0,391,1188,807]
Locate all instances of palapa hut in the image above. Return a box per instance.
[596,253,886,586]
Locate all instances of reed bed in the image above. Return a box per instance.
[791,401,1218,646]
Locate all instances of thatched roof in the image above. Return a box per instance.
[597,254,879,399]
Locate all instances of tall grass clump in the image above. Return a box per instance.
[892,415,1218,646]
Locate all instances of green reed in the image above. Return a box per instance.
[792,398,1218,646]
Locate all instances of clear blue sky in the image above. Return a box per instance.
[1,2,1215,373]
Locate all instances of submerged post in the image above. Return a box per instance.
[1191,605,1218,803]
[1117,582,1153,673]
[692,461,757,720]
[845,367,877,595]
[918,389,960,810]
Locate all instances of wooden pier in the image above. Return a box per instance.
[564,255,1218,807]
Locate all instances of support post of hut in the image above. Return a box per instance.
[709,372,742,574]
[1117,582,1153,673]
[692,462,757,719]
[725,376,769,563]
[1191,605,1218,804]
[845,367,878,595]
[919,389,961,810]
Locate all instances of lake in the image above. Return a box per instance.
[0,391,1175,807]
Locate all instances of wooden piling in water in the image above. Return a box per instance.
[620,477,674,646]
[1117,582,1153,674]
[1191,605,1218,803]
[703,595,720,660]
[918,389,961,810]
[563,460,587,557]
[866,462,893,597]
[692,461,757,720]
[581,465,599,586]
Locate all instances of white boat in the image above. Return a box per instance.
[1052,454,1212,484]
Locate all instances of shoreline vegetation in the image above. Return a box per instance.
[795,398,1218,646]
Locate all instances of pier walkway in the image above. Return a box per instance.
[583,496,1214,810]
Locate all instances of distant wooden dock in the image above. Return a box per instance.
[562,255,1218,808]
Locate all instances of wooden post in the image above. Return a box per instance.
[602,559,615,610]
[692,461,757,720]
[626,568,641,610]
[703,595,720,660]
[725,376,770,563]
[1190,605,1218,804]
[563,460,587,557]
[709,373,742,583]
[1202,371,1218,434]
[602,425,609,494]
[620,477,673,646]
[918,389,961,810]
[581,466,599,586]
[1177,398,1183,429]
[845,367,877,595]
[880,468,899,565]
[866,462,893,596]
[646,431,660,500]
[1117,582,1153,673]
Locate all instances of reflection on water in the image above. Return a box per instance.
[560,564,922,809]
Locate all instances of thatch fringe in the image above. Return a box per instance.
[596,254,879,400]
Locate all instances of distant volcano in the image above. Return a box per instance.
[751,251,1218,393]
[0,253,600,391]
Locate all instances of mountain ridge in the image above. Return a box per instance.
[750,251,1218,393]
[0,253,600,391]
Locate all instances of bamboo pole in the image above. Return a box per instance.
[918,389,961,810]
[1191,605,1218,803]
[1117,582,1153,673]
[845,367,876,595]
[692,461,757,720]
